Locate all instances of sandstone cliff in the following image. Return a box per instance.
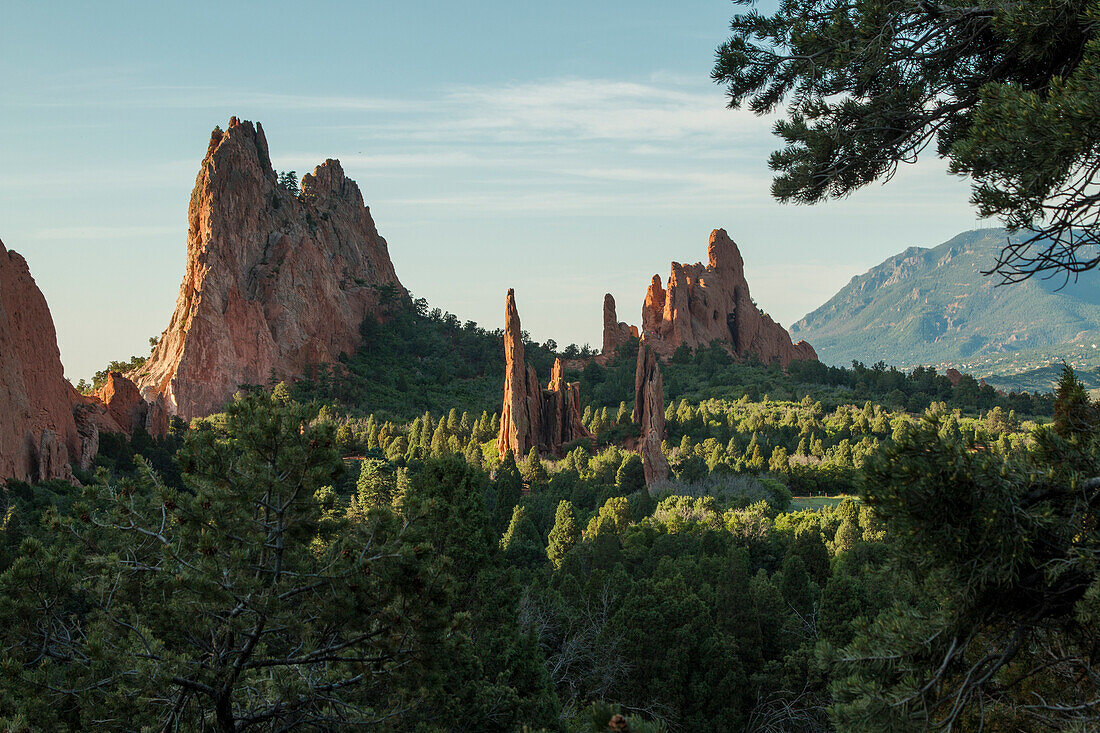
[633,341,669,487]
[0,239,81,482]
[602,293,638,355]
[498,290,593,459]
[640,229,817,366]
[131,117,404,420]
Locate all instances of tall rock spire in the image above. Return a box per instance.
[634,341,669,487]
[499,289,540,459]
[498,290,593,460]
[602,293,638,356]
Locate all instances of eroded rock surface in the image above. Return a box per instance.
[640,229,817,366]
[498,290,593,459]
[131,117,404,420]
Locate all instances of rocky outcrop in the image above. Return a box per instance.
[0,239,82,483]
[640,229,817,366]
[543,358,592,453]
[92,372,168,438]
[633,342,669,487]
[602,293,638,355]
[945,368,963,387]
[131,117,404,420]
[95,372,146,435]
[498,290,593,460]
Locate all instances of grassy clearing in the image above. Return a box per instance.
[789,495,855,511]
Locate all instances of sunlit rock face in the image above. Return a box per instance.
[131,117,404,420]
[498,289,593,460]
[640,228,816,366]
[602,293,638,356]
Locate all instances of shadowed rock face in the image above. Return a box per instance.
[633,342,669,487]
[0,239,81,482]
[92,372,169,438]
[602,293,639,355]
[498,290,593,460]
[640,229,817,366]
[131,117,404,420]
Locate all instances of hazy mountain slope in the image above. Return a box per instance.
[790,229,1100,372]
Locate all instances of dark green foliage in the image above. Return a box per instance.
[580,702,666,732]
[276,169,299,195]
[492,450,525,531]
[714,0,1100,280]
[581,341,1052,420]
[397,455,560,729]
[831,394,1100,729]
[292,297,558,422]
[501,505,546,568]
[1053,363,1097,437]
[614,454,645,495]
[0,391,457,730]
[547,500,580,569]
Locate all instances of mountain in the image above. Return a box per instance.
[131,118,404,420]
[789,228,1100,378]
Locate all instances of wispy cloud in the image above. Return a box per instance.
[33,225,176,240]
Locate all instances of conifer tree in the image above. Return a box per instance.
[546,500,580,569]
[6,391,453,731]
[500,505,545,567]
[616,454,646,494]
[492,450,524,531]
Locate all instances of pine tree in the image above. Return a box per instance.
[522,446,549,484]
[492,450,524,531]
[546,500,580,569]
[1053,363,1095,437]
[18,390,453,730]
[500,505,545,567]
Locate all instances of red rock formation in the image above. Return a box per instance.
[92,372,168,438]
[602,293,638,355]
[640,229,817,366]
[95,372,145,435]
[544,358,592,450]
[498,290,594,459]
[499,289,540,459]
[131,117,404,420]
[633,342,669,487]
[0,238,82,483]
[945,368,963,386]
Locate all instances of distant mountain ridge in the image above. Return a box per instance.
[789,229,1100,377]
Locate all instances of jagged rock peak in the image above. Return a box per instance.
[602,293,639,355]
[130,118,405,420]
[497,290,593,460]
[499,289,539,460]
[639,228,817,366]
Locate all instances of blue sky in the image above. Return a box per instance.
[2,1,984,381]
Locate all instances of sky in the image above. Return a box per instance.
[1,1,986,382]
